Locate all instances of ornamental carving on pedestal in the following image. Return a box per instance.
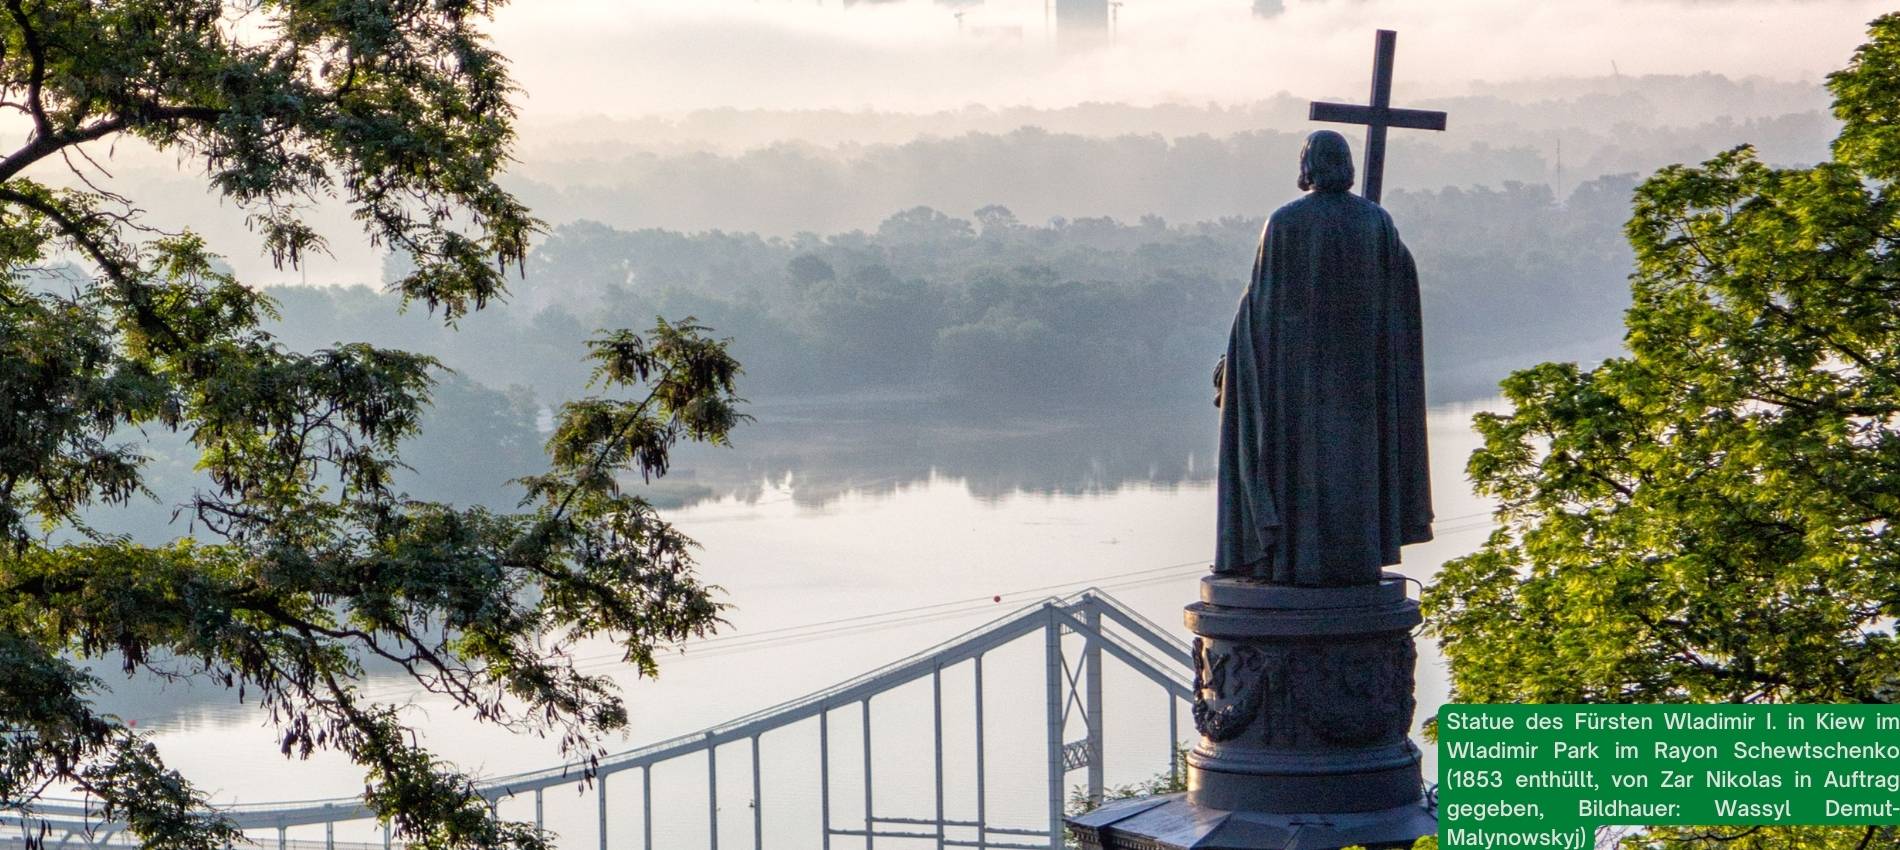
[1191,637,1267,742]
[1291,635,1417,747]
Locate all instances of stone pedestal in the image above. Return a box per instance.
[1067,573,1437,850]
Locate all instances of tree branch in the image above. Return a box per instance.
[0,104,224,184]
[0,184,132,286]
[6,0,52,140]
[0,183,201,354]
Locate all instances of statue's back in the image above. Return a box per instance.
[1216,184,1432,586]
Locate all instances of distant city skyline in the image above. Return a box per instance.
[487,0,1882,116]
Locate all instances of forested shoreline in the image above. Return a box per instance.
[275,175,1639,412]
[71,71,1840,532]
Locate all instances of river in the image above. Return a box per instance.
[91,396,1504,849]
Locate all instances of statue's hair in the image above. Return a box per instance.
[1297,130,1355,193]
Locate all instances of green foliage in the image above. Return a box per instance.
[0,0,534,321]
[1064,747,1189,817]
[1423,14,1900,849]
[0,3,743,850]
[1338,840,1437,850]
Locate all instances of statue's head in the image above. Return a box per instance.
[1297,130,1355,193]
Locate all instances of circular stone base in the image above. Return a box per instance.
[1200,573,1410,609]
[1188,741,1425,813]
[1181,573,1425,817]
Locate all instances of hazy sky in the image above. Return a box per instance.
[489,0,1887,117]
[21,0,1886,288]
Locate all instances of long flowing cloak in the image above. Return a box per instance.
[1214,189,1433,586]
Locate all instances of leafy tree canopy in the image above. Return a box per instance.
[1423,13,1900,849]
[0,2,741,850]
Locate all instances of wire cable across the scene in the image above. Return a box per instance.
[356,508,1501,700]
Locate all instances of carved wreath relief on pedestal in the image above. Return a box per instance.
[1291,636,1417,747]
[1191,637,1267,742]
[1192,633,1418,747]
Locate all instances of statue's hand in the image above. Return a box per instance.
[1213,355,1226,408]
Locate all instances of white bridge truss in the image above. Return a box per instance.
[13,591,1194,850]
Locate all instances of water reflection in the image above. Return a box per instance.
[654,399,1219,509]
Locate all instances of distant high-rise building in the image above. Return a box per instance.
[1057,0,1108,29]
[1056,0,1108,47]
[845,0,981,6]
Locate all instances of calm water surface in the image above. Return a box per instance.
[105,398,1504,848]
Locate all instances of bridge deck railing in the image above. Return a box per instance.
[11,589,1193,850]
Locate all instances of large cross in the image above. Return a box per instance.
[1308,29,1448,204]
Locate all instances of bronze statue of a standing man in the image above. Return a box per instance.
[1214,130,1433,587]
[1071,35,1444,847]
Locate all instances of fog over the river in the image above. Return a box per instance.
[12,0,1878,286]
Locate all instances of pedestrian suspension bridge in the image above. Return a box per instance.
[12,591,1194,850]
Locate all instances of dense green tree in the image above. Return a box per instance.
[1423,14,1900,849]
[0,3,741,850]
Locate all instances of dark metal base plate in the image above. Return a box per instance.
[1067,793,1437,850]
